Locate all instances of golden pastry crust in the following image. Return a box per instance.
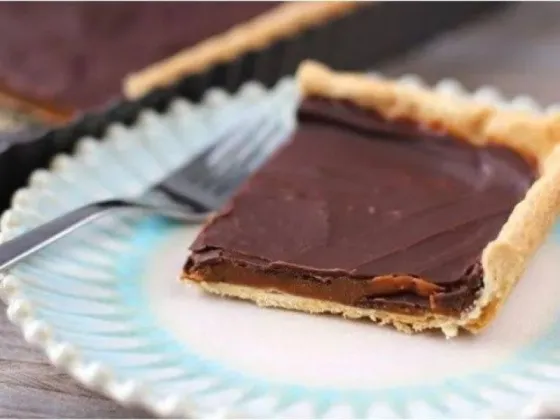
[297,61,560,165]
[0,82,72,125]
[184,61,560,337]
[296,61,560,335]
[185,279,459,336]
[123,2,361,99]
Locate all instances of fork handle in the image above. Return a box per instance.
[0,199,205,272]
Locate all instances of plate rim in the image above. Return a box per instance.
[1,73,559,419]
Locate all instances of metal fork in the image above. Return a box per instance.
[0,104,289,272]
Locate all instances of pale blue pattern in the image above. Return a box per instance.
[2,77,560,418]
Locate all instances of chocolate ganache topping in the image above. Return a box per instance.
[185,98,535,315]
[0,2,279,112]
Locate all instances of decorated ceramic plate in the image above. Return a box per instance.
[2,76,560,419]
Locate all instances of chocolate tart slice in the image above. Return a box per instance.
[183,61,560,337]
[0,2,356,124]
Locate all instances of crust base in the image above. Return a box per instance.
[0,82,74,125]
[183,278,461,337]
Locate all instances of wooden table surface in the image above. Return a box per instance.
[2,2,560,418]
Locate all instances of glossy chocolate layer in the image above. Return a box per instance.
[185,99,535,315]
[0,2,278,112]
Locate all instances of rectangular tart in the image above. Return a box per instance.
[183,61,560,337]
[0,2,356,123]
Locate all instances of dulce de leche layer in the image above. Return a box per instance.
[185,99,535,315]
[0,2,279,114]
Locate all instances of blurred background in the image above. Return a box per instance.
[380,2,560,106]
[1,1,560,418]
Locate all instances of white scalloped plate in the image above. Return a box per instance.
[2,76,560,419]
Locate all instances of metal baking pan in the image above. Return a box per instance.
[0,1,507,212]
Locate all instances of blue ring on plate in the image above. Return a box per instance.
[107,216,560,417]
